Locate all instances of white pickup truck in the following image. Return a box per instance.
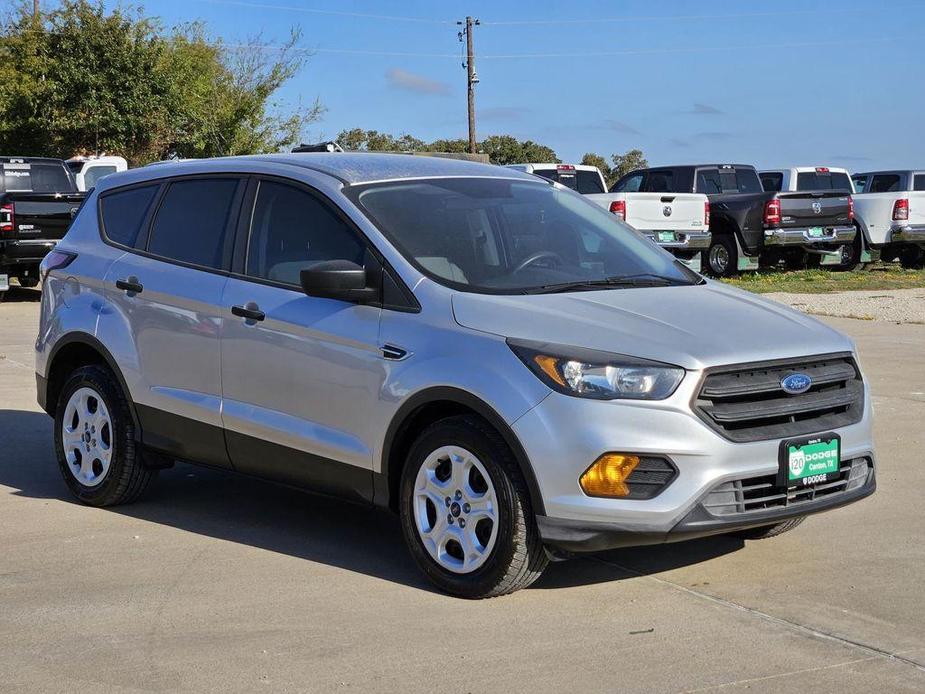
[759,166,868,269]
[850,170,925,268]
[507,163,710,271]
[65,155,128,191]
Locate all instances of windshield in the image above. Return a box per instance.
[351,177,698,294]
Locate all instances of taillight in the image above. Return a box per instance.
[609,199,626,220]
[0,203,13,233]
[893,198,909,221]
[39,249,77,281]
[704,201,710,227]
[764,198,781,225]
[847,196,854,222]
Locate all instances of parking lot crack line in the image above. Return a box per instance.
[588,556,925,675]
[676,655,880,693]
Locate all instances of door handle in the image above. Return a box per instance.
[115,277,143,294]
[231,303,265,322]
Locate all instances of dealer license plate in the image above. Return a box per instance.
[807,227,825,238]
[779,434,841,487]
[656,231,676,243]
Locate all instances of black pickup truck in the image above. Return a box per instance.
[610,164,855,275]
[1,157,86,298]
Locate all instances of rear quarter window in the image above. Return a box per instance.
[99,184,160,247]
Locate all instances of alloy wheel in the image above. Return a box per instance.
[61,387,113,487]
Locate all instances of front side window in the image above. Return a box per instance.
[351,178,697,294]
[100,184,159,247]
[147,178,239,269]
[246,180,366,286]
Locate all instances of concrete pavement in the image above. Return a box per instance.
[1,288,923,693]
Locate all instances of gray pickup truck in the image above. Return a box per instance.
[1,157,86,299]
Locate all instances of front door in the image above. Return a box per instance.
[220,178,384,501]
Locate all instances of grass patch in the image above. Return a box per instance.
[722,264,925,294]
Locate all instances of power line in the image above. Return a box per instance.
[191,0,453,24]
[480,6,877,25]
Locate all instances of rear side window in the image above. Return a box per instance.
[613,173,644,193]
[869,174,902,193]
[914,175,925,191]
[760,173,783,192]
[796,171,852,191]
[246,180,366,286]
[100,185,159,247]
[147,178,240,269]
[643,171,674,193]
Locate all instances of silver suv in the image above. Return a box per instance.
[36,154,876,598]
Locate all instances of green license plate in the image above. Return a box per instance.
[779,434,841,487]
[807,227,824,238]
[657,231,676,243]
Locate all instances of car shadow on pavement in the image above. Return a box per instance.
[0,286,42,303]
[0,408,745,595]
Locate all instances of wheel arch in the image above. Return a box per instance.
[44,333,141,435]
[377,387,546,516]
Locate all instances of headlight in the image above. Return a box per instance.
[508,339,684,400]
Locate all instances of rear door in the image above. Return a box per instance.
[219,176,383,500]
[101,175,245,468]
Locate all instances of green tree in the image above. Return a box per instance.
[610,148,648,181]
[581,152,612,186]
[0,0,320,164]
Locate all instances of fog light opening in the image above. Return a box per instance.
[580,453,641,498]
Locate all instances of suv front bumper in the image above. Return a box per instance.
[763,225,855,247]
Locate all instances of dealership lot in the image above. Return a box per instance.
[1,290,924,693]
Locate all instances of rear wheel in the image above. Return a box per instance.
[899,245,925,269]
[730,517,805,540]
[828,228,867,272]
[399,415,547,598]
[705,235,738,277]
[54,365,156,506]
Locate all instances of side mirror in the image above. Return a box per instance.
[300,260,379,303]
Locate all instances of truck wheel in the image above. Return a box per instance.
[829,228,867,272]
[730,517,805,540]
[705,236,738,277]
[399,415,548,598]
[54,365,156,507]
[18,277,39,288]
[899,245,925,269]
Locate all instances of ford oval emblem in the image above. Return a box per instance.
[781,373,812,395]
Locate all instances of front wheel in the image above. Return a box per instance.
[399,415,548,598]
[704,235,738,277]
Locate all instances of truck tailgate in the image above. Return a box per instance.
[2,193,85,241]
[587,192,707,231]
[778,191,851,228]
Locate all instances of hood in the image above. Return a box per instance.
[451,281,854,371]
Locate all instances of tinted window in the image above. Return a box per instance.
[761,173,783,192]
[613,173,643,192]
[796,171,852,191]
[353,178,696,294]
[734,168,763,193]
[147,178,239,269]
[576,170,605,194]
[851,175,868,193]
[533,168,577,191]
[246,180,366,286]
[100,185,159,247]
[0,162,76,193]
[85,166,118,189]
[914,175,925,192]
[696,169,724,194]
[869,174,902,193]
[643,171,674,193]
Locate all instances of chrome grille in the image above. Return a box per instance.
[694,354,864,443]
[702,458,871,517]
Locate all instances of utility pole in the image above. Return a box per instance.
[33,0,39,20]
[458,17,480,154]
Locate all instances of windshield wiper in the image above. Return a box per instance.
[527,273,694,294]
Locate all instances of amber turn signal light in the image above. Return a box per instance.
[579,453,640,498]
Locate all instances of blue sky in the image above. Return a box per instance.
[139,0,923,171]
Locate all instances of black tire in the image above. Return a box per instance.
[54,365,156,507]
[399,415,548,598]
[783,251,807,271]
[730,516,805,540]
[828,227,867,272]
[899,245,925,270]
[17,277,39,288]
[704,235,738,277]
